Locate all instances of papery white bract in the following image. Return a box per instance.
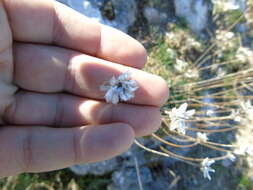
[201,158,215,180]
[100,72,139,104]
[165,103,195,134]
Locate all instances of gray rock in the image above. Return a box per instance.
[58,0,137,32]
[144,7,168,25]
[174,0,211,33]
[69,157,120,176]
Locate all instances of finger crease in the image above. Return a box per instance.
[51,2,63,45]
[2,92,18,125]
[94,25,102,57]
[72,129,80,164]
[109,104,115,124]
[22,129,33,172]
[63,52,76,92]
[54,94,64,127]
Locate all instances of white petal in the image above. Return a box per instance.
[119,90,129,101]
[111,93,120,104]
[170,108,178,118]
[178,120,187,134]
[126,80,139,89]
[178,103,188,113]
[170,121,178,131]
[122,81,139,93]
[118,72,130,81]
[104,89,114,103]
[109,76,117,86]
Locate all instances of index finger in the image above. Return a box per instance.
[3,0,147,68]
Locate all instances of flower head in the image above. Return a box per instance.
[168,103,195,120]
[234,144,253,156]
[174,59,188,72]
[100,72,139,104]
[165,103,195,134]
[206,110,214,116]
[201,158,215,180]
[197,132,208,142]
[240,100,253,120]
[227,153,236,162]
[236,47,253,63]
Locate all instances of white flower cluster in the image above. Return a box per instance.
[212,0,241,12]
[100,72,139,104]
[234,144,253,156]
[201,158,215,180]
[240,100,253,121]
[165,103,195,134]
[184,69,199,79]
[236,47,253,63]
[216,31,235,42]
[174,59,189,73]
[216,30,237,51]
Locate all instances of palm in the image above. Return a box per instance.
[0,0,168,178]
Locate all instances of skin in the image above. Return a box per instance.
[0,0,169,178]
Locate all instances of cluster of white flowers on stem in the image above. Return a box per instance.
[100,72,139,104]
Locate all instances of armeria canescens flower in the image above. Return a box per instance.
[100,72,139,104]
[197,132,208,142]
[201,158,215,180]
[234,144,253,156]
[227,153,236,162]
[165,103,195,134]
[240,100,253,121]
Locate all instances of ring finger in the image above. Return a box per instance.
[3,91,161,137]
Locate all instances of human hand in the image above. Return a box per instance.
[0,0,168,177]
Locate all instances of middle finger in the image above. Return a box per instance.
[14,43,169,107]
